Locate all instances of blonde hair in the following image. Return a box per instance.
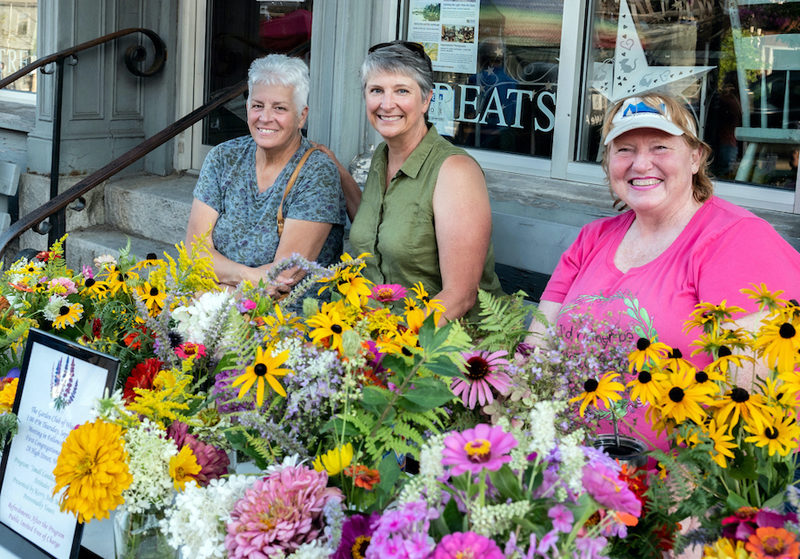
[601,93,714,206]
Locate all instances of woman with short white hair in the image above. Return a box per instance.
[186,54,346,293]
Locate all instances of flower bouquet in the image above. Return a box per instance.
[570,284,800,553]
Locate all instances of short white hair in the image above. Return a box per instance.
[247,54,310,114]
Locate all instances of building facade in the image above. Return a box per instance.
[0,0,798,297]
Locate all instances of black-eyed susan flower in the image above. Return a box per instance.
[130,252,162,271]
[628,337,670,372]
[758,376,798,409]
[654,369,712,425]
[709,386,770,433]
[741,282,787,313]
[307,306,349,354]
[626,368,663,406]
[260,303,305,339]
[683,301,746,335]
[744,410,800,457]
[708,345,755,376]
[232,345,291,407]
[336,274,373,308]
[777,370,800,404]
[52,302,84,329]
[411,281,446,315]
[704,419,736,468]
[103,266,139,296]
[755,317,800,374]
[136,282,166,314]
[569,371,625,417]
[81,277,111,299]
[692,367,724,396]
[661,347,695,375]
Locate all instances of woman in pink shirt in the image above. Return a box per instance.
[526,93,800,450]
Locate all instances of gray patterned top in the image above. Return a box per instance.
[193,135,346,269]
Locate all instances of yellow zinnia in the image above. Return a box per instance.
[169,445,202,490]
[232,345,292,406]
[569,371,625,417]
[313,443,354,476]
[52,419,133,523]
[0,378,18,412]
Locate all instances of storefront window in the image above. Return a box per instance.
[423,0,563,158]
[578,0,800,192]
[0,0,37,93]
[204,0,312,146]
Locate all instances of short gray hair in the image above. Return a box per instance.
[247,54,310,114]
[361,42,434,99]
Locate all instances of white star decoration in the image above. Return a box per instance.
[592,0,715,102]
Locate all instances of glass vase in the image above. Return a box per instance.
[113,507,176,559]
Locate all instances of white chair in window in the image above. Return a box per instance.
[0,162,20,234]
[728,0,800,184]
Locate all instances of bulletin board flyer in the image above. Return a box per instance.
[408,0,480,74]
[0,340,111,559]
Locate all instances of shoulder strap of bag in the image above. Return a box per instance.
[277,146,319,237]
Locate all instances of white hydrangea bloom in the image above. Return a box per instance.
[160,475,254,559]
[558,432,586,494]
[172,290,234,344]
[469,501,532,537]
[527,400,564,458]
[121,419,178,513]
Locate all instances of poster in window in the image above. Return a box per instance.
[408,0,480,74]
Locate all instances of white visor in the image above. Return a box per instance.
[604,97,694,145]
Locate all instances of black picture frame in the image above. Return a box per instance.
[0,329,118,559]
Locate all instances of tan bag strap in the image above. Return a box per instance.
[277,146,319,237]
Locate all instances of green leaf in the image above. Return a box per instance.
[399,377,454,412]
[416,312,440,350]
[424,355,462,378]
[375,452,402,508]
[726,492,750,510]
[729,451,758,481]
[361,386,391,414]
[320,416,361,437]
[489,464,522,500]
[214,352,240,374]
[441,498,463,533]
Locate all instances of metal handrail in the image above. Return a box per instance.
[0,27,166,90]
[0,28,167,246]
[0,80,248,261]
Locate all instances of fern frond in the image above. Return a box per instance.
[474,290,537,352]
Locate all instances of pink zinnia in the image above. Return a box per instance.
[48,277,77,295]
[451,350,511,409]
[369,284,407,303]
[441,423,517,477]
[582,462,642,518]
[175,342,206,359]
[432,532,503,558]
[225,465,342,558]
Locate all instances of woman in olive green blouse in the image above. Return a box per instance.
[322,41,503,321]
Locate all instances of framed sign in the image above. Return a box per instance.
[0,329,118,559]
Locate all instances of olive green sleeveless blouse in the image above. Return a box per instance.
[349,126,504,318]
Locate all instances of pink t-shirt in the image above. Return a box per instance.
[542,196,800,450]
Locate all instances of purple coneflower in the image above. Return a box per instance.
[451,350,511,409]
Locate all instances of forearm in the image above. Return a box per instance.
[433,287,478,324]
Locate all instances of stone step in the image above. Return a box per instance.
[65,226,180,272]
[104,173,196,245]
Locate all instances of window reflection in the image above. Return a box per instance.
[430,0,563,158]
[580,0,799,192]
[0,0,37,93]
